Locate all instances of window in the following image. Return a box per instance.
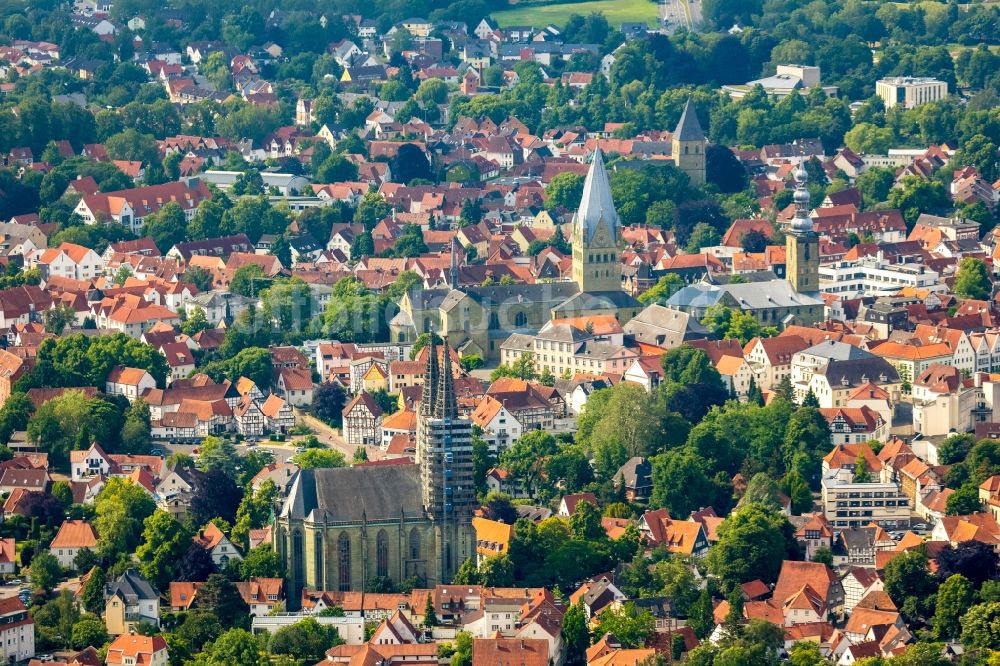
[409,528,421,560]
[315,534,324,587]
[338,532,351,591]
[377,529,389,578]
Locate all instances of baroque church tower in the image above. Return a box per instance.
[572,148,623,293]
[417,334,475,581]
[672,98,706,186]
[785,165,820,294]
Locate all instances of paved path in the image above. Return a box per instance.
[296,410,384,461]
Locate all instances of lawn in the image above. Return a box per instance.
[492,0,659,28]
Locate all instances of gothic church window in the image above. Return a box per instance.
[338,532,351,591]
[377,530,389,578]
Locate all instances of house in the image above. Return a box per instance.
[193,522,242,567]
[234,396,265,437]
[169,582,202,611]
[0,538,15,574]
[472,517,514,563]
[260,394,295,433]
[558,492,597,517]
[70,442,112,480]
[50,519,98,568]
[0,597,33,663]
[105,366,157,401]
[743,335,809,390]
[105,635,168,666]
[638,508,710,556]
[235,577,284,616]
[105,569,160,635]
[0,468,49,494]
[819,406,889,445]
[74,180,211,234]
[342,391,384,447]
[276,367,314,407]
[471,396,522,452]
[613,457,652,502]
[842,567,884,615]
[772,560,843,617]
[155,465,207,516]
[33,242,104,281]
[471,637,548,666]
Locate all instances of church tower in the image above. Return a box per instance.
[672,98,706,185]
[572,148,622,293]
[417,334,475,581]
[785,165,820,294]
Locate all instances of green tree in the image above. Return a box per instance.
[883,550,936,620]
[499,430,559,495]
[788,641,826,666]
[962,602,1000,650]
[291,448,347,469]
[143,201,188,253]
[639,273,684,305]
[121,398,152,454]
[184,266,215,292]
[230,264,268,298]
[43,303,77,334]
[933,574,974,640]
[953,257,992,300]
[946,483,982,515]
[562,600,588,665]
[269,618,344,662]
[80,565,106,614]
[687,588,714,640]
[135,510,191,589]
[685,222,721,253]
[708,504,793,587]
[71,616,109,649]
[30,551,61,592]
[240,545,285,580]
[843,122,897,154]
[423,593,438,628]
[856,167,896,208]
[595,602,655,648]
[94,477,156,558]
[199,628,266,666]
[546,172,585,210]
[195,573,250,629]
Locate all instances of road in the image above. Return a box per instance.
[659,0,702,31]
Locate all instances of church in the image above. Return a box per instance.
[275,336,476,603]
[390,148,642,360]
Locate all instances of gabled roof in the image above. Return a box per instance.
[50,519,98,549]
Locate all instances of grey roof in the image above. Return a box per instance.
[622,304,689,347]
[615,456,651,489]
[674,99,705,142]
[284,465,425,523]
[107,569,159,602]
[667,280,823,310]
[575,148,619,245]
[816,357,899,387]
[500,333,533,352]
[552,290,640,314]
[802,339,873,361]
[537,322,590,344]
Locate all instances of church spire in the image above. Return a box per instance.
[421,331,438,416]
[434,336,457,420]
[674,98,705,141]
[789,164,814,234]
[575,148,619,245]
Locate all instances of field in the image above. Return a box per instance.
[492,0,659,28]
